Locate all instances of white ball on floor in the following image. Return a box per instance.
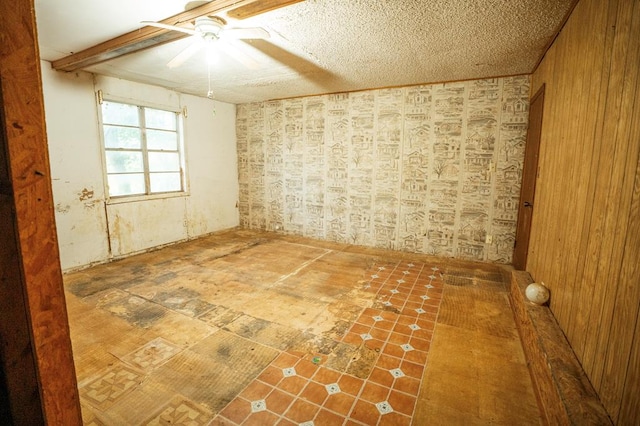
[526,282,550,305]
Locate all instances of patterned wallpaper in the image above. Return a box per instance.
[236,76,530,263]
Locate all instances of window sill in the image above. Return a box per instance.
[106,191,189,205]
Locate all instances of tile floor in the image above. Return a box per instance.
[64,229,541,425]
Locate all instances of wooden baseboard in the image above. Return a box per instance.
[509,271,612,425]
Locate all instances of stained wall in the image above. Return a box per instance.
[237,76,530,263]
[41,67,240,270]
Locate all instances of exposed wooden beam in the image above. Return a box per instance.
[51,0,264,72]
[51,0,305,72]
[227,0,304,20]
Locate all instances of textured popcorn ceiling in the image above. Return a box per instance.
[35,0,575,104]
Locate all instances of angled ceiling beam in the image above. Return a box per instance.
[227,0,303,20]
[51,0,303,72]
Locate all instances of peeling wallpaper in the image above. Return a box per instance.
[236,76,530,263]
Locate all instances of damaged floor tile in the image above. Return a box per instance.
[65,229,540,425]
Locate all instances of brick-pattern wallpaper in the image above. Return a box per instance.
[236,76,529,262]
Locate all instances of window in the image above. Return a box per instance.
[100,100,184,198]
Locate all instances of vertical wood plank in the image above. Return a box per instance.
[0,0,82,424]
[528,33,559,282]
[604,124,640,422]
[567,0,619,363]
[599,2,640,417]
[0,90,45,426]
[535,23,571,319]
[583,0,637,391]
[556,0,602,345]
[618,216,640,425]
[550,0,589,329]
[572,0,625,378]
[529,0,640,420]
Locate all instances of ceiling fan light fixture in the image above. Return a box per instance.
[195,16,225,40]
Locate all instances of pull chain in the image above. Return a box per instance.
[207,58,213,99]
[207,49,216,115]
[204,39,215,115]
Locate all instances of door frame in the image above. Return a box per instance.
[513,84,545,270]
[0,1,82,423]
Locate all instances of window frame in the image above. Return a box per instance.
[97,95,188,204]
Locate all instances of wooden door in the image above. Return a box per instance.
[513,85,545,270]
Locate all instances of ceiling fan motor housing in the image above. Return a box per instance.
[195,16,225,40]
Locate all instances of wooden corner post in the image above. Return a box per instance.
[0,0,82,424]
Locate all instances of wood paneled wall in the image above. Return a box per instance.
[528,0,640,423]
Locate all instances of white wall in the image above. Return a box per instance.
[41,64,239,270]
[42,68,110,269]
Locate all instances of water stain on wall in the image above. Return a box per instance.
[78,187,94,201]
[56,203,71,213]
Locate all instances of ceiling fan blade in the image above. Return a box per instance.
[142,21,197,36]
[167,41,203,68]
[244,39,349,90]
[226,0,305,20]
[218,41,261,69]
[222,27,270,40]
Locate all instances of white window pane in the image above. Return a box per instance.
[104,125,141,149]
[150,172,182,193]
[100,102,185,198]
[106,151,144,173]
[145,108,176,130]
[102,102,139,126]
[148,152,180,172]
[147,129,177,150]
[108,173,145,196]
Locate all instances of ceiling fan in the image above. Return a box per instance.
[142,16,269,69]
[51,0,305,72]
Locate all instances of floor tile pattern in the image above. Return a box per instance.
[122,337,182,371]
[143,397,212,425]
[213,260,443,425]
[80,364,145,410]
[66,230,540,425]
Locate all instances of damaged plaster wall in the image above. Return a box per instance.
[42,66,239,270]
[237,76,529,263]
[42,68,110,269]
